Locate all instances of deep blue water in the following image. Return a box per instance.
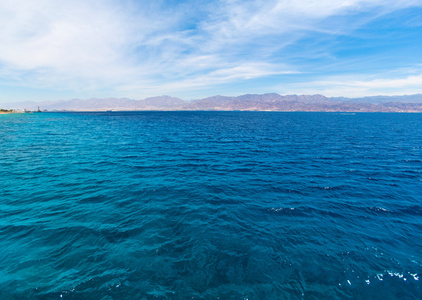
[1,111,421,299]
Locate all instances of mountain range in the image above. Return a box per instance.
[4,93,422,112]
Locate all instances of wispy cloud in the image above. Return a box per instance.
[122,62,298,95]
[0,0,421,102]
[281,67,422,97]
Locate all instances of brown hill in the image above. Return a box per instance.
[4,94,422,112]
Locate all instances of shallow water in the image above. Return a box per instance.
[1,111,421,299]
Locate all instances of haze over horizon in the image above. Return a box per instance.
[1,0,422,105]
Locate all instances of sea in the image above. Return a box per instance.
[0,111,421,299]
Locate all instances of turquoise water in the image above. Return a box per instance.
[1,111,421,299]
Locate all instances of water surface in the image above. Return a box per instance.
[1,112,421,299]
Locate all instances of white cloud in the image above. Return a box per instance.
[201,0,422,42]
[117,62,297,97]
[0,0,172,90]
[281,69,422,97]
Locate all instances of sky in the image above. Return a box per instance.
[1,0,422,104]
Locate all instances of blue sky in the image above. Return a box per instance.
[1,0,422,104]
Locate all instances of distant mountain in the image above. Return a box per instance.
[3,93,422,112]
[183,94,341,111]
[4,96,185,111]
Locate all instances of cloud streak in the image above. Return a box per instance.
[282,68,422,97]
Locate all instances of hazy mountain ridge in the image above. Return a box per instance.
[4,94,422,112]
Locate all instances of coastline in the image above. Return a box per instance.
[1,109,421,113]
[0,111,24,114]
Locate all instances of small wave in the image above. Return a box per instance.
[270,207,296,213]
[368,207,390,213]
[311,185,346,191]
[375,271,419,282]
[267,206,345,219]
[341,271,419,289]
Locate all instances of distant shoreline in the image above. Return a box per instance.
[0,111,24,114]
[38,110,422,113]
